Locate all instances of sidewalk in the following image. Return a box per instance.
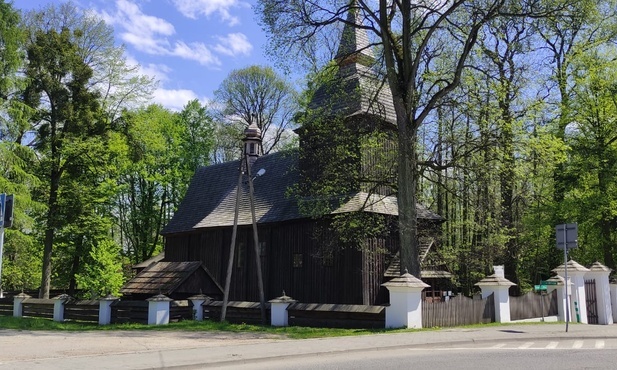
[1,323,616,369]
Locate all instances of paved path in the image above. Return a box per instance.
[1,323,616,369]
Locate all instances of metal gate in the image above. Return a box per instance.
[585,279,598,324]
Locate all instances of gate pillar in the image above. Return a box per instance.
[610,280,617,323]
[553,260,590,324]
[586,262,613,325]
[475,272,516,323]
[382,272,429,329]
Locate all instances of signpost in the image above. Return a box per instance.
[556,223,578,333]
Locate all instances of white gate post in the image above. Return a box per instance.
[147,294,172,325]
[586,262,613,325]
[269,291,296,327]
[553,260,589,324]
[382,272,429,329]
[13,293,30,317]
[475,267,516,323]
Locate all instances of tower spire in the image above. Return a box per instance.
[335,2,374,67]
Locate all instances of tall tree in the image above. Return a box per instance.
[257,0,562,276]
[214,65,297,155]
[23,27,106,298]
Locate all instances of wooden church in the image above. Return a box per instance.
[121,8,449,305]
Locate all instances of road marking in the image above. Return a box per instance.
[518,342,533,349]
[491,343,506,349]
[572,340,583,349]
[546,342,558,349]
[595,340,605,349]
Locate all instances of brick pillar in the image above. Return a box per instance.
[382,272,429,329]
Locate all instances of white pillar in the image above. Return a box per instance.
[13,293,30,318]
[188,294,211,321]
[546,276,571,322]
[553,260,589,324]
[610,282,617,323]
[98,295,117,325]
[475,274,516,323]
[269,292,296,327]
[586,262,613,325]
[52,294,71,322]
[382,272,429,329]
[147,294,172,325]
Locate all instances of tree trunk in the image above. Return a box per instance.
[40,167,61,299]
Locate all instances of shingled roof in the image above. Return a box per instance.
[161,150,443,235]
[307,5,397,124]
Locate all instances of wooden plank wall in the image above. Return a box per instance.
[0,297,12,316]
[111,300,148,324]
[170,300,193,322]
[204,301,271,325]
[510,290,558,321]
[288,303,385,329]
[64,300,99,323]
[422,293,495,327]
[22,299,55,319]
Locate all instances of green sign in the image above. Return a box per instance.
[540,280,558,285]
[534,285,547,291]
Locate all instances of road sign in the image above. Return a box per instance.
[540,280,558,285]
[535,285,547,291]
[556,223,578,250]
[0,193,5,228]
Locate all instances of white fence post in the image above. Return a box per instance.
[545,275,570,322]
[269,291,296,327]
[13,293,30,317]
[382,272,429,329]
[147,294,172,325]
[98,295,118,325]
[188,294,211,321]
[52,294,71,322]
[610,279,617,323]
[586,262,613,325]
[475,270,516,323]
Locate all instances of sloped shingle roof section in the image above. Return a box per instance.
[162,150,443,235]
[121,261,202,295]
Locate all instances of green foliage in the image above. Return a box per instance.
[75,239,124,299]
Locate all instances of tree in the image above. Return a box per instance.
[257,0,563,276]
[214,65,297,155]
[23,27,106,298]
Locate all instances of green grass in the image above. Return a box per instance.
[0,316,415,339]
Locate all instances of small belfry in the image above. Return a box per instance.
[243,122,262,168]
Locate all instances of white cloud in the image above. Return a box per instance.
[124,54,171,83]
[172,0,243,26]
[172,41,221,66]
[214,33,253,57]
[101,0,174,55]
[152,88,209,111]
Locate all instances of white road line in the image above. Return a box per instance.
[573,340,584,349]
[595,340,605,349]
[491,343,506,349]
[546,341,558,349]
[518,342,534,349]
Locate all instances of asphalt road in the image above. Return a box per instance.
[2,323,617,369]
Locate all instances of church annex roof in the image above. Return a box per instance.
[161,150,443,235]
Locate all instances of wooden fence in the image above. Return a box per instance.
[111,300,149,324]
[288,303,385,329]
[204,301,271,325]
[22,298,55,320]
[0,297,12,316]
[170,300,193,322]
[510,290,558,321]
[422,293,495,328]
[64,300,99,323]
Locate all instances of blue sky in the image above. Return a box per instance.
[15,0,273,111]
